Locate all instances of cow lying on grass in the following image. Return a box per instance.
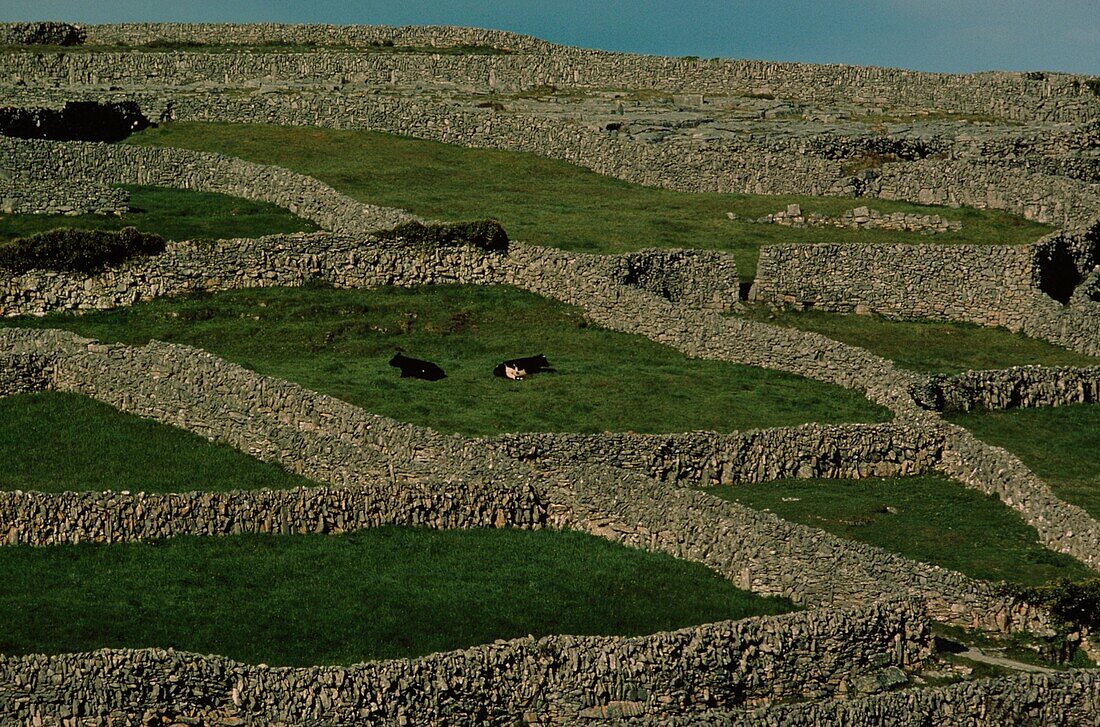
[389,353,446,381]
[493,354,553,381]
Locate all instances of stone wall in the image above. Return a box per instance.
[491,423,942,487]
[743,204,962,234]
[752,239,1057,328]
[929,365,1100,412]
[0,600,928,724]
[872,159,1100,228]
[0,174,128,216]
[4,221,1098,571]
[594,247,741,307]
[80,22,555,52]
[3,24,1099,123]
[678,671,1100,726]
[0,328,1057,632]
[5,86,1098,231]
[751,232,1100,357]
[0,136,415,234]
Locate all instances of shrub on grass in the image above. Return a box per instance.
[376,219,509,253]
[998,578,1100,630]
[0,227,166,274]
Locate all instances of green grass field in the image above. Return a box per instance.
[947,404,1100,520]
[0,528,795,665]
[0,392,313,493]
[703,475,1095,585]
[125,123,1053,278]
[0,185,317,244]
[734,305,1099,373]
[0,285,890,435]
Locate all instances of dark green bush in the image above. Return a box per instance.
[376,220,509,253]
[2,22,85,46]
[0,101,150,143]
[0,227,166,274]
[998,578,1100,629]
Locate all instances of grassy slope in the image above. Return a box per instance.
[734,305,1100,373]
[704,475,1094,585]
[0,185,317,243]
[0,392,314,493]
[947,404,1100,520]
[0,529,794,666]
[0,285,890,435]
[126,123,1053,278]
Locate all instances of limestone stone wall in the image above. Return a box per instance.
[80,22,555,52]
[3,24,1099,122]
[6,88,1099,230]
[0,175,128,216]
[491,423,942,487]
[0,328,1056,632]
[0,600,928,724]
[676,671,1100,726]
[936,422,1100,568]
[751,233,1100,357]
[4,226,1098,570]
[752,240,1056,328]
[0,136,415,234]
[929,365,1100,412]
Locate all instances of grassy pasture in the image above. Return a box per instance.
[947,404,1100,520]
[0,391,313,493]
[703,474,1095,585]
[0,529,794,665]
[734,305,1099,374]
[0,284,891,435]
[126,122,1053,278]
[0,185,317,244]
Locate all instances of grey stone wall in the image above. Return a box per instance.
[3,222,1098,571]
[0,600,929,725]
[491,423,942,487]
[674,671,1100,726]
[751,232,1100,357]
[3,24,1099,123]
[0,136,415,234]
[752,239,1056,329]
[929,365,1100,412]
[0,327,1061,633]
[80,22,556,52]
[0,174,128,216]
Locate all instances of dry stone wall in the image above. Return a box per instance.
[0,328,544,533]
[80,22,555,52]
[0,601,929,725]
[751,233,1100,357]
[674,671,1100,727]
[936,422,1100,569]
[557,465,1051,632]
[3,24,1099,123]
[492,424,943,487]
[929,365,1100,412]
[0,175,127,216]
[752,240,1056,328]
[6,85,1098,230]
[0,327,1055,633]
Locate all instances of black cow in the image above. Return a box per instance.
[389,353,446,381]
[493,354,553,380]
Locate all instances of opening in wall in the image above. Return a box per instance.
[1036,242,1082,305]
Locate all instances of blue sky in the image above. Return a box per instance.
[1,1,1097,75]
